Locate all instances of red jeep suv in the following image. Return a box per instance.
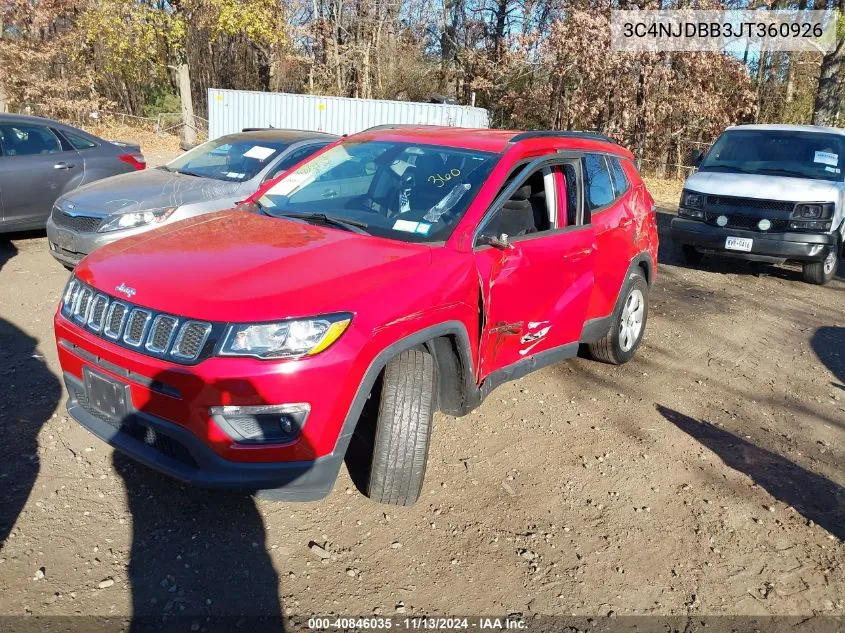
[55,126,658,505]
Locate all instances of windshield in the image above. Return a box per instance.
[699,129,845,182]
[257,140,498,242]
[165,137,290,182]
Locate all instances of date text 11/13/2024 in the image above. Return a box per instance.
[306,616,527,630]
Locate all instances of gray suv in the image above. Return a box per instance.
[46,129,336,267]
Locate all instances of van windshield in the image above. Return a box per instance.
[699,129,845,182]
[257,140,497,243]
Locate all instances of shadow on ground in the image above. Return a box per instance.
[811,326,845,392]
[0,238,19,272]
[76,363,313,630]
[114,454,285,630]
[657,404,845,541]
[0,318,61,549]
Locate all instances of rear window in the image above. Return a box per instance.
[608,156,629,196]
[583,154,614,209]
[63,130,98,150]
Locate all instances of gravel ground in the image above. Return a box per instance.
[0,186,843,623]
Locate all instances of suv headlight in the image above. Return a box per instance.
[792,203,834,220]
[219,313,352,359]
[681,191,704,209]
[98,207,176,232]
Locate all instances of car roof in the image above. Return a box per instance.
[224,129,338,143]
[0,112,78,128]
[349,125,633,158]
[727,123,845,137]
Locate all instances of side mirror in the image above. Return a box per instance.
[689,149,704,168]
[484,233,515,250]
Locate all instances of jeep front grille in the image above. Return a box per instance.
[60,278,215,364]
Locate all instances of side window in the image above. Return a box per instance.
[0,124,61,156]
[265,144,326,181]
[478,166,555,241]
[607,156,630,197]
[51,128,75,152]
[62,130,98,150]
[583,154,614,210]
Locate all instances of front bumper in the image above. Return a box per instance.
[46,216,156,267]
[670,217,838,262]
[55,311,371,498]
[64,372,341,500]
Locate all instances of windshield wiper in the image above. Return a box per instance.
[699,165,754,174]
[757,168,812,179]
[176,169,205,178]
[279,212,370,235]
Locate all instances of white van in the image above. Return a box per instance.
[671,124,844,284]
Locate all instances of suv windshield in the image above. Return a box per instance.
[257,140,498,242]
[165,136,290,182]
[699,129,845,182]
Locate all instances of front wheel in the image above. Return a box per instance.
[588,271,649,365]
[366,348,437,506]
[802,250,839,285]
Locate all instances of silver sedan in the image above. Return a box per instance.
[46,129,336,268]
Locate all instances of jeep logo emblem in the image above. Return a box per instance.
[115,282,136,298]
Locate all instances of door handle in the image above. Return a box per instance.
[321,190,337,198]
[53,162,75,170]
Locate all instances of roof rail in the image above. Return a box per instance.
[359,124,444,133]
[242,127,275,132]
[510,130,614,144]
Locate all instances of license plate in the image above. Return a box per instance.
[83,368,130,419]
[56,229,75,251]
[725,236,753,252]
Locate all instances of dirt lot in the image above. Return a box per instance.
[0,169,843,624]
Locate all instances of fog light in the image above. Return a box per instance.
[716,215,728,227]
[209,403,310,444]
[758,219,771,231]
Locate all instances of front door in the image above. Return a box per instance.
[474,159,596,380]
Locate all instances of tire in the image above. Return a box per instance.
[588,271,649,365]
[366,347,437,506]
[802,250,839,285]
[680,244,704,266]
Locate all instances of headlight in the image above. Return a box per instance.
[792,203,833,220]
[98,207,176,232]
[219,313,352,359]
[681,191,703,209]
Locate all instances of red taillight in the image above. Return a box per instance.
[118,153,146,170]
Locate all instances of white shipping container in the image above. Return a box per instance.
[208,89,489,139]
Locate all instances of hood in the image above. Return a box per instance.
[59,169,243,216]
[76,210,434,322]
[685,171,840,203]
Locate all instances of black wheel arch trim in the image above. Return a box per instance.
[330,321,477,460]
